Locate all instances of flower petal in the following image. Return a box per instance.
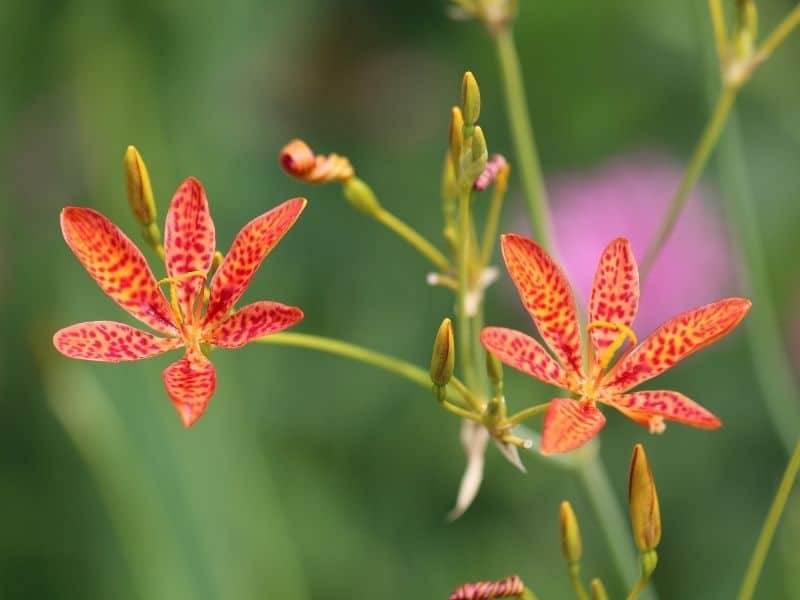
[204,198,306,327]
[607,390,721,430]
[162,357,217,427]
[589,238,639,357]
[480,326,569,389]
[500,234,584,376]
[164,177,216,316]
[603,298,752,392]
[60,207,176,334]
[540,398,606,455]
[206,301,304,349]
[53,321,182,362]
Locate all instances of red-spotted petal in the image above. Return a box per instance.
[164,177,216,317]
[162,356,217,427]
[589,238,639,357]
[606,390,721,430]
[61,207,176,334]
[53,321,182,362]
[603,298,752,392]
[204,197,306,327]
[500,234,584,377]
[206,301,304,349]
[540,398,606,455]
[480,326,569,389]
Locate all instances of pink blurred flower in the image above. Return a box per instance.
[545,152,735,335]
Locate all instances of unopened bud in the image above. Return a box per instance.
[343,177,382,215]
[590,578,608,600]
[628,444,661,552]
[559,501,582,564]
[124,146,156,226]
[474,154,508,192]
[449,107,464,167]
[430,318,455,387]
[441,152,459,202]
[461,125,488,186]
[280,139,354,183]
[486,351,503,389]
[461,71,481,127]
[734,0,758,59]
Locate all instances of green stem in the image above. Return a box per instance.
[756,3,800,62]
[457,187,479,390]
[506,403,550,426]
[640,85,737,279]
[710,80,800,453]
[568,565,590,600]
[737,437,800,600]
[256,332,431,390]
[626,576,649,600]
[373,207,451,271]
[494,28,553,252]
[479,166,509,268]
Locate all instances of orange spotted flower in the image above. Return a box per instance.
[481,234,751,454]
[53,177,306,426]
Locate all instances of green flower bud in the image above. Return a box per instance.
[449,107,464,169]
[430,318,455,387]
[343,177,382,216]
[461,71,481,127]
[559,500,582,564]
[590,578,608,600]
[124,145,156,226]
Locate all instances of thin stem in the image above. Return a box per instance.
[257,332,431,392]
[494,28,553,253]
[373,208,451,271]
[737,437,800,600]
[451,376,485,413]
[568,566,590,600]
[626,576,649,600]
[640,86,737,279]
[756,3,800,62]
[712,94,800,453]
[708,0,728,63]
[479,165,509,268]
[457,187,478,390]
[505,403,549,426]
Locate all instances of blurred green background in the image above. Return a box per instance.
[2,0,800,598]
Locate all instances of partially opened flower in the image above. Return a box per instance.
[53,177,306,426]
[481,234,751,454]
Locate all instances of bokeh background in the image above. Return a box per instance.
[2,0,800,598]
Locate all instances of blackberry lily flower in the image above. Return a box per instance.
[481,234,751,454]
[53,177,306,426]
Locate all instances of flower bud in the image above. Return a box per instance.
[343,177,382,216]
[460,71,481,127]
[471,125,488,163]
[449,107,464,166]
[590,578,608,600]
[474,154,508,192]
[486,351,503,393]
[559,501,582,564]
[628,444,661,552]
[124,146,156,226]
[430,318,455,387]
[280,139,354,183]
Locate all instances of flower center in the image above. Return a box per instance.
[584,320,638,397]
[156,270,209,337]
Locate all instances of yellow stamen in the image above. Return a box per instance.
[587,320,638,371]
[155,271,208,326]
